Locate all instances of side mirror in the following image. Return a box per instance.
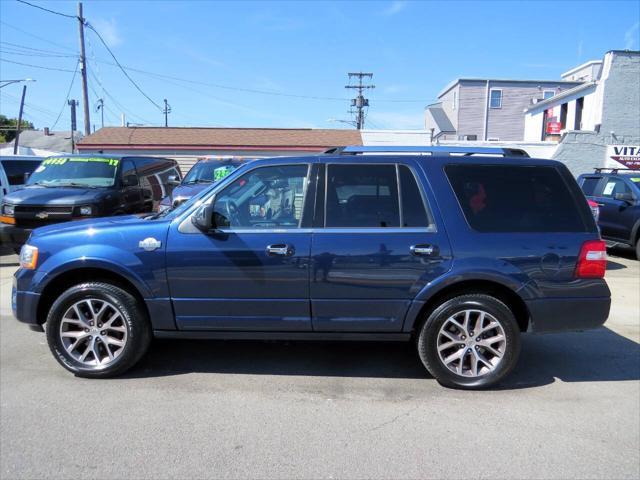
[614,192,634,203]
[168,175,180,186]
[191,202,215,231]
[123,174,138,187]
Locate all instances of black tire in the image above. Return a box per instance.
[46,282,151,378]
[635,238,640,261]
[417,294,521,389]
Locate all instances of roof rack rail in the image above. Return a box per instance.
[594,167,636,174]
[334,145,530,157]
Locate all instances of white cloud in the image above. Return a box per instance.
[624,22,639,50]
[382,1,408,16]
[92,18,122,48]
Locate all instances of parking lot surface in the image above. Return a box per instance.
[1,249,639,479]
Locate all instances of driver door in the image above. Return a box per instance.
[165,162,313,331]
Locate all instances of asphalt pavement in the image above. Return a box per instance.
[1,249,639,479]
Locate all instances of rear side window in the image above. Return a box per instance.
[399,165,430,227]
[445,165,586,233]
[580,176,601,196]
[601,177,632,198]
[1,160,40,186]
[326,164,399,228]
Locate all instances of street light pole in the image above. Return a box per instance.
[13,84,27,155]
[0,78,34,89]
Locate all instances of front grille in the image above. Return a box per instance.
[14,205,73,214]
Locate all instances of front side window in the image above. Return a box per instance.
[445,165,586,233]
[213,164,309,229]
[27,157,120,188]
[326,164,399,228]
[489,89,502,109]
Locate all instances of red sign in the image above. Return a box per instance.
[546,121,562,134]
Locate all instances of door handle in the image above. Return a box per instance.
[410,244,436,256]
[266,244,294,256]
[596,202,605,207]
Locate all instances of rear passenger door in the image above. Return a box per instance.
[310,161,452,332]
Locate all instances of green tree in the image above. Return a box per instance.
[0,115,34,143]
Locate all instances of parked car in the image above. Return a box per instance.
[577,168,640,258]
[1,155,181,252]
[0,155,43,203]
[158,156,257,213]
[12,146,610,389]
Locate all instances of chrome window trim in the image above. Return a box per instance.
[195,226,436,235]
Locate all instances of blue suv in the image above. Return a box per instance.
[12,147,610,389]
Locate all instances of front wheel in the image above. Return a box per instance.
[46,282,151,378]
[417,294,521,389]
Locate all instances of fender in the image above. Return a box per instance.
[402,264,534,333]
[32,246,157,299]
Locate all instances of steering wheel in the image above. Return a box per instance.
[223,200,240,226]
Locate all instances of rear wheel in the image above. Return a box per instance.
[635,238,640,260]
[46,282,151,378]
[417,294,521,389]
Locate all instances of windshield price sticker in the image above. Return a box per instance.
[43,157,120,166]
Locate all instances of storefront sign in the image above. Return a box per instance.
[607,145,640,169]
[546,121,562,135]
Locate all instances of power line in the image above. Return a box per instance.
[0,41,74,56]
[52,59,80,129]
[0,58,76,73]
[0,21,77,53]
[0,48,77,58]
[16,0,77,19]
[84,22,162,111]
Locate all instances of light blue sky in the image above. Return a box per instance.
[1,0,638,132]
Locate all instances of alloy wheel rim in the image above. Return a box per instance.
[59,299,128,367]
[436,309,506,378]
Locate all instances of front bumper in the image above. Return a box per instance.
[12,276,41,326]
[525,296,611,333]
[0,223,32,250]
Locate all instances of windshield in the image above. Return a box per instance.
[183,162,238,184]
[27,157,120,187]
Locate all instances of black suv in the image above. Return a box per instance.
[578,168,640,258]
[0,155,181,251]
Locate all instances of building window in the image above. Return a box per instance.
[543,90,555,100]
[489,89,502,109]
[452,91,457,110]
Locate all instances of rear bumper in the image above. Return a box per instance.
[525,296,611,333]
[0,223,31,250]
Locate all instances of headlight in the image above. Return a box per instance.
[79,205,93,216]
[19,244,39,270]
[2,204,14,216]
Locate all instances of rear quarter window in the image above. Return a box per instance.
[445,164,587,233]
[579,176,601,196]
[1,160,41,186]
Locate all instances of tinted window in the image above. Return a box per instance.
[1,160,41,186]
[601,177,631,198]
[445,165,586,233]
[580,176,601,196]
[399,165,430,227]
[326,164,399,228]
[214,164,308,229]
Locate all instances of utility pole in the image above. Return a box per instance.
[13,84,27,154]
[68,99,78,152]
[162,98,171,127]
[96,98,104,129]
[77,2,91,136]
[345,72,375,130]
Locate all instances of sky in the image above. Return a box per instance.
[0,0,639,133]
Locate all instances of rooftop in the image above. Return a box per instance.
[438,78,583,98]
[78,127,362,151]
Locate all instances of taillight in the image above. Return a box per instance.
[575,240,607,278]
[587,200,600,223]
